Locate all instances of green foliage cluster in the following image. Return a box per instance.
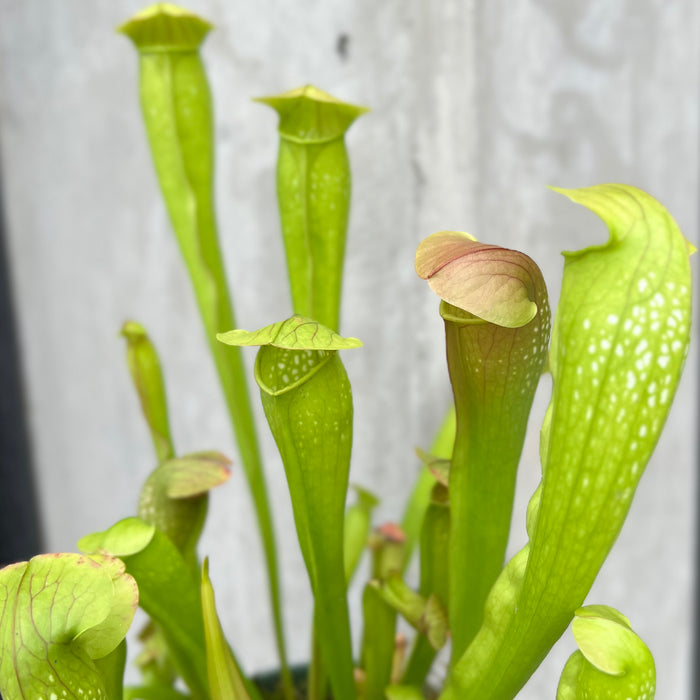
[0,4,693,700]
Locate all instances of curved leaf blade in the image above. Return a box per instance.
[201,559,254,700]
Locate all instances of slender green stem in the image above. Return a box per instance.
[361,583,397,700]
[400,406,455,572]
[307,618,326,700]
[309,485,379,698]
[402,485,449,687]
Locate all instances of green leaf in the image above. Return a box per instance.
[442,184,693,700]
[385,684,426,700]
[95,639,127,700]
[557,606,656,699]
[360,582,398,700]
[133,619,178,688]
[311,486,375,700]
[417,233,551,659]
[125,687,191,700]
[255,86,368,331]
[122,320,175,464]
[79,515,156,557]
[402,486,449,686]
[344,485,380,584]
[201,559,254,700]
[217,316,362,351]
[400,405,455,571]
[0,553,137,699]
[373,575,447,651]
[357,523,406,698]
[80,517,209,699]
[369,524,407,581]
[414,447,450,486]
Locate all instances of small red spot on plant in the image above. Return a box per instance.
[376,523,406,543]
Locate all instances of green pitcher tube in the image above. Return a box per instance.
[218,317,363,700]
[119,6,289,688]
[256,86,368,331]
[441,185,693,700]
[416,231,551,661]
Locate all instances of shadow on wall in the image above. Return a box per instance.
[0,164,42,568]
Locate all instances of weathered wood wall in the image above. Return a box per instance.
[0,1,697,696]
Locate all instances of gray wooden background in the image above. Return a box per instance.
[0,1,697,697]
